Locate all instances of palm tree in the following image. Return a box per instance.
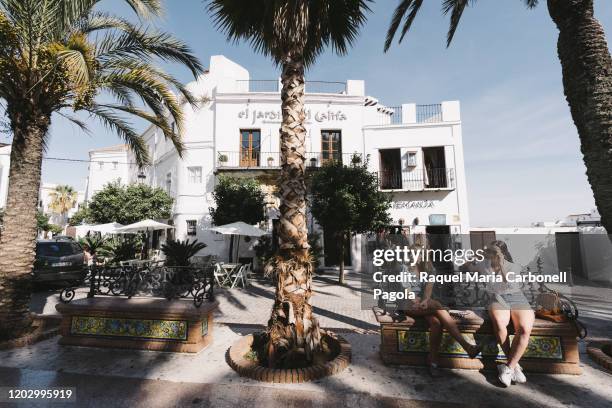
[0,0,203,339]
[48,184,78,226]
[208,0,370,367]
[385,0,612,233]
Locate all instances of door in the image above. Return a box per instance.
[240,129,261,167]
[321,130,342,164]
[379,149,402,189]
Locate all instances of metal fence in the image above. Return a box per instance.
[378,168,455,191]
[60,263,215,308]
[234,80,346,94]
[216,151,362,168]
[417,104,443,123]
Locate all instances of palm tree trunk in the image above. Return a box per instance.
[0,109,49,339]
[266,55,321,367]
[548,0,612,232]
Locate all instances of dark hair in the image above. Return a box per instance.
[489,240,513,263]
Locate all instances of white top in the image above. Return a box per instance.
[469,259,523,295]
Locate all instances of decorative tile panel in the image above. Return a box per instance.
[70,316,188,341]
[202,318,208,336]
[396,330,563,360]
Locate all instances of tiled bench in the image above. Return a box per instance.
[373,307,581,374]
[56,297,218,353]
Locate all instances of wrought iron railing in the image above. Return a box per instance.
[417,104,443,123]
[377,168,455,190]
[234,80,346,94]
[60,263,215,308]
[216,151,363,169]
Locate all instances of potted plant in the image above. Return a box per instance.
[351,153,362,165]
[267,156,274,167]
[218,154,228,166]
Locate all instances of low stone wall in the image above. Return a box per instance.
[373,307,581,375]
[56,297,218,353]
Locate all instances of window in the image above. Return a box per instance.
[379,149,402,190]
[423,146,447,188]
[406,152,417,167]
[186,220,197,236]
[321,130,342,163]
[240,129,261,167]
[165,172,172,194]
[98,162,104,170]
[112,161,118,170]
[188,166,202,183]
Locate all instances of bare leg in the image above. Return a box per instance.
[507,309,535,368]
[425,315,442,365]
[426,300,476,353]
[488,302,511,357]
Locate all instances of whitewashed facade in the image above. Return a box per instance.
[84,55,470,272]
[0,144,84,227]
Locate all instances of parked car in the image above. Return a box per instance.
[33,239,86,284]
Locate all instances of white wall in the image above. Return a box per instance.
[85,148,130,201]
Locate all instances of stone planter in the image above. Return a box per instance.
[226,333,351,383]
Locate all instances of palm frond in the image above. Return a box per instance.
[384,0,424,51]
[56,111,90,134]
[85,104,150,166]
[207,0,371,68]
[97,70,185,155]
[442,0,471,47]
[98,103,183,154]
[96,27,203,77]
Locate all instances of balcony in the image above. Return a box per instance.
[216,151,363,170]
[377,168,455,191]
[375,104,444,126]
[234,80,347,94]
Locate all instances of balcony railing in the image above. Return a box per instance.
[417,104,443,123]
[234,80,346,94]
[216,151,362,169]
[375,104,444,125]
[378,168,455,191]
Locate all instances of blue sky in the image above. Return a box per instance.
[20,0,612,226]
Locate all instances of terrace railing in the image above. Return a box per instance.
[234,80,346,94]
[416,104,443,123]
[375,104,444,126]
[217,151,363,169]
[60,263,215,308]
[378,168,455,191]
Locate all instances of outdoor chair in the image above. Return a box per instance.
[213,263,229,286]
[228,264,248,288]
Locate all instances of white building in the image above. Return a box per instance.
[38,183,85,227]
[84,144,135,202]
[85,55,470,272]
[0,143,84,229]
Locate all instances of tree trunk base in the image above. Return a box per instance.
[263,254,323,368]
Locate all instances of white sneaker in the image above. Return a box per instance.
[512,364,527,384]
[497,364,513,387]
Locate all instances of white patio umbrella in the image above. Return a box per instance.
[116,219,175,259]
[115,219,174,233]
[207,221,268,262]
[87,222,124,235]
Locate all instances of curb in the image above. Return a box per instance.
[226,333,351,383]
[587,342,612,372]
